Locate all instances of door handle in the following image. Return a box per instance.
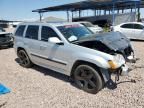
[40,45,47,50]
[23,42,28,45]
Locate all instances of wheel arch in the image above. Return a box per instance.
[17,47,31,59]
[17,47,27,54]
[70,60,104,82]
[17,47,33,68]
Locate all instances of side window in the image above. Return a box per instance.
[133,24,144,30]
[15,25,26,37]
[25,25,39,40]
[121,24,133,29]
[41,26,59,42]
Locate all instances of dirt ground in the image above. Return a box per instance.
[0,41,144,108]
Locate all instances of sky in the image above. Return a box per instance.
[0,0,144,21]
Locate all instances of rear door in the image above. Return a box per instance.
[120,23,134,39]
[23,25,41,60]
[133,24,144,40]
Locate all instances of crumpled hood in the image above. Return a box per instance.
[95,32,130,50]
[79,32,131,51]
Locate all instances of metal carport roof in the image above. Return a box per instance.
[32,0,143,13]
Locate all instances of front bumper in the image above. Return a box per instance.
[122,46,136,63]
[121,64,129,76]
[101,64,129,83]
[127,55,136,63]
[111,64,129,76]
[0,41,13,47]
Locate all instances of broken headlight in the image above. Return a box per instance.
[108,54,125,69]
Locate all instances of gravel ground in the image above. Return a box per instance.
[0,41,144,108]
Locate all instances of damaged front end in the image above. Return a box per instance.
[99,54,129,89]
[74,32,136,63]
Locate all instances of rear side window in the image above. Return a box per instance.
[15,25,25,37]
[133,24,144,29]
[41,26,59,42]
[121,24,133,29]
[25,25,39,40]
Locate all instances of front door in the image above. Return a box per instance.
[33,26,70,74]
[120,23,134,39]
[133,24,144,40]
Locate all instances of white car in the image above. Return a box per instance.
[113,22,144,40]
[14,22,128,94]
[79,22,103,33]
[0,27,13,48]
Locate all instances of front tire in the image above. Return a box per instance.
[73,65,103,94]
[17,50,33,68]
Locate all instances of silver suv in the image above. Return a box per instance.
[14,22,128,94]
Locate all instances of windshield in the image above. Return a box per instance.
[81,22,94,27]
[57,24,93,42]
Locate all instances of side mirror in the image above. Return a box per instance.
[48,37,64,45]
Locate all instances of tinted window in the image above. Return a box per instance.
[25,25,39,40]
[121,24,133,29]
[41,26,59,42]
[133,24,144,29]
[15,25,25,37]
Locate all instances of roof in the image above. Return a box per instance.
[33,0,143,13]
[38,16,66,22]
[18,21,83,27]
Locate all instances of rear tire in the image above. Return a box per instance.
[73,64,103,94]
[17,50,33,68]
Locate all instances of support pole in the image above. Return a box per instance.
[131,8,132,12]
[112,0,115,26]
[135,2,137,21]
[104,10,106,15]
[117,9,119,14]
[94,9,96,16]
[67,10,69,22]
[39,12,43,21]
[72,11,74,21]
[122,9,124,13]
[79,10,81,18]
[137,1,141,22]
[99,9,101,16]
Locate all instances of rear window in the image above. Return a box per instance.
[133,24,144,29]
[15,25,26,37]
[25,25,39,40]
